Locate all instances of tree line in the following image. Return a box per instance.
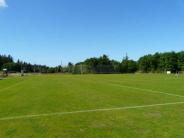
[138,51,184,73]
[0,51,184,74]
[0,55,50,73]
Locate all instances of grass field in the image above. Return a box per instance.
[1,74,184,137]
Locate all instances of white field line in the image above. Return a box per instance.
[108,83,184,98]
[0,102,184,121]
[72,78,184,99]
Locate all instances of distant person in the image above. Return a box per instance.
[176,71,179,78]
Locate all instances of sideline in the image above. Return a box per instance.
[71,77,184,99]
[0,101,184,121]
[109,83,184,98]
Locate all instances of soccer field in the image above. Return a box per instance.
[0,74,184,137]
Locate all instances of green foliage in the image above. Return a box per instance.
[1,51,184,74]
[0,55,13,69]
[2,62,18,72]
[75,55,126,74]
[121,56,137,73]
[138,51,183,73]
[138,54,154,72]
[159,52,178,72]
[178,51,184,71]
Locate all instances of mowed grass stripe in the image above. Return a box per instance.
[0,101,184,121]
[109,83,184,98]
[70,76,184,99]
[1,74,184,137]
[0,81,25,92]
[1,75,182,121]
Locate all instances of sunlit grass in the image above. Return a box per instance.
[0,74,184,137]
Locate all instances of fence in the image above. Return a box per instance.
[72,65,121,74]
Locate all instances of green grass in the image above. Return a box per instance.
[0,74,184,137]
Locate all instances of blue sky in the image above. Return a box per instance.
[0,0,184,66]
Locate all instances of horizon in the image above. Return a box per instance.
[1,0,184,66]
[0,50,184,67]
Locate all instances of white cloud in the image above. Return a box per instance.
[0,0,7,8]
